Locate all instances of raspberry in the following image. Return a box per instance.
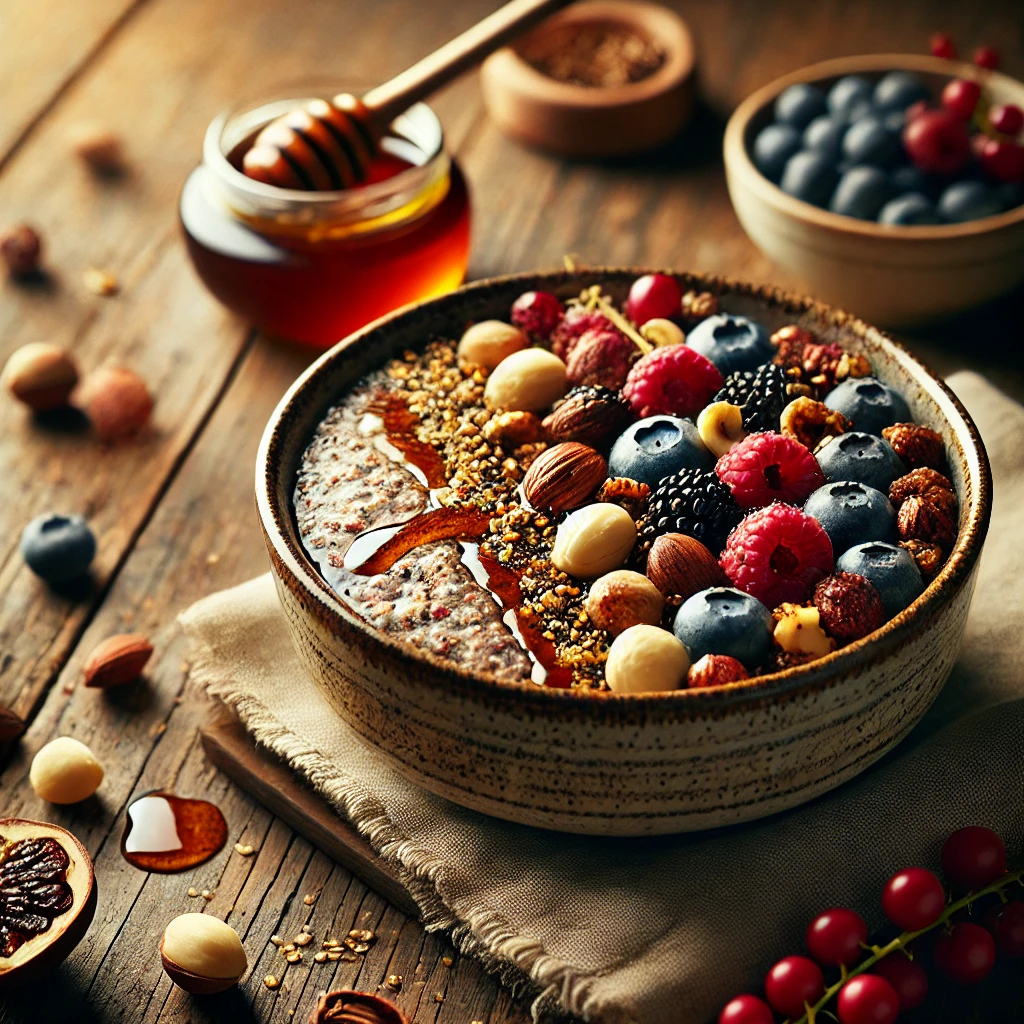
[565,327,637,389]
[813,571,885,643]
[511,290,563,343]
[716,432,824,509]
[550,307,619,361]
[720,504,834,607]
[621,344,723,420]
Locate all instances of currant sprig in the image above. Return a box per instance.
[793,866,1024,1024]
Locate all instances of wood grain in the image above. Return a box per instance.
[1,1,1023,1022]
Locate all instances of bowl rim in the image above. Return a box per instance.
[724,52,1024,240]
[481,0,695,110]
[256,268,992,712]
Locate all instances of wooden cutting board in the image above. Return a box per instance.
[200,717,421,919]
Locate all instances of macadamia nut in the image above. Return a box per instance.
[585,570,664,635]
[161,913,247,991]
[484,348,567,413]
[457,320,528,368]
[551,503,636,578]
[29,736,104,804]
[605,624,690,694]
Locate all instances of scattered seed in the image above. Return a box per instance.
[201,890,214,900]
[83,267,119,296]
[187,887,199,898]
[285,951,302,964]
[435,993,445,1003]
[327,951,342,961]
[233,842,254,856]
[345,940,370,953]
[150,722,167,738]
[207,553,221,566]
[313,951,327,963]
[324,938,339,947]
[270,935,285,947]
[264,975,279,989]
[386,974,403,990]
[349,928,375,941]
[442,955,453,967]
[294,933,312,947]
[302,892,319,906]
[282,943,296,953]
[301,923,312,934]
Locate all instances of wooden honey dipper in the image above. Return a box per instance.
[243,0,572,191]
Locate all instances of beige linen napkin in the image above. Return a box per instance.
[181,371,1024,1024]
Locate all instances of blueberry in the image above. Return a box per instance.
[937,180,1005,223]
[803,116,846,162]
[836,542,924,617]
[607,415,712,486]
[878,192,940,225]
[752,123,803,182]
[774,83,828,129]
[830,166,892,219]
[882,110,907,134]
[684,314,773,374]
[842,98,876,124]
[842,117,901,167]
[20,513,96,583]
[672,587,773,668]
[780,150,839,207]
[815,431,905,491]
[828,76,874,119]
[995,182,1024,211]
[873,71,929,113]
[889,164,935,197]
[824,378,911,436]
[804,481,897,556]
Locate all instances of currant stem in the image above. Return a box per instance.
[791,867,1023,1024]
[592,293,654,355]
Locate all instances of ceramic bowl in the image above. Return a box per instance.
[256,269,991,836]
[724,54,1024,329]
[480,0,695,157]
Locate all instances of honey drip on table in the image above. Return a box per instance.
[121,791,228,873]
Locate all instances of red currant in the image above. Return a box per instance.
[991,103,1024,137]
[718,994,775,1024]
[510,290,563,342]
[806,907,868,967]
[935,921,996,984]
[979,138,1024,183]
[930,32,957,59]
[837,974,900,1024]
[986,901,1024,958]
[973,45,1000,70]
[940,825,1007,890]
[903,110,972,174]
[882,867,946,931]
[625,273,682,326]
[941,78,982,121]
[873,955,929,1010]
[764,955,824,1017]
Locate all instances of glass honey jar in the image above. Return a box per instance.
[181,89,471,347]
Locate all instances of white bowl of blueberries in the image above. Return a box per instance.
[724,45,1024,328]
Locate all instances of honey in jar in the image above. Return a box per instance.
[181,94,470,347]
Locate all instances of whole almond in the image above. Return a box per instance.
[0,705,26,742]
[83,633,154,688]
[645,533,727,599]
[2,342,79,411]
[77,366,152,441]
[522,442,607,516]
[542,388,631,446]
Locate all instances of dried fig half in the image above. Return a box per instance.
[0,819,96,986]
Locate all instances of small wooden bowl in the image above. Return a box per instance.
[480,0,695,157]
[724,54,1024,329]
[257,269,991,836]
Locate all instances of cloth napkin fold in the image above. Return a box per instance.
[180,371,1024,1024]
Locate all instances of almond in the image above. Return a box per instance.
[77,366,152,441]
[83,633,154,688]
[542,388,631,446]
[2,342,79,411]
[645,533,727,599]
[522,442,607,516]
[0,705,26,742]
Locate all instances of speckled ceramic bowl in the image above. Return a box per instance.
[256,270,991,836]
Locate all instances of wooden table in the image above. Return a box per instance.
[1,1,1022,1021]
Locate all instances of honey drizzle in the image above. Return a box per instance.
[367,392,448,489]
[121,791,228,874]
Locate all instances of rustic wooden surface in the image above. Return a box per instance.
[0,1,1022,1021]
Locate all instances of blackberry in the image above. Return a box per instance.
[634,468,743,563]
[714,362,789,433]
